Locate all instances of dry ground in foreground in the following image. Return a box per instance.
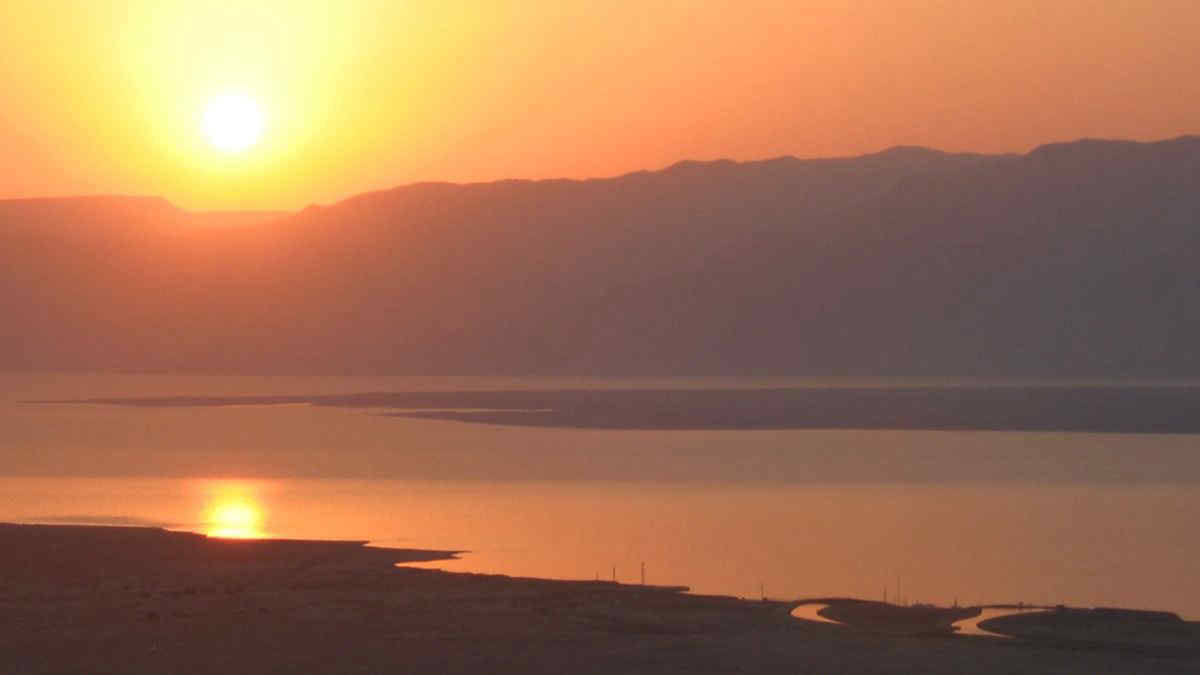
[1,524,1196,674]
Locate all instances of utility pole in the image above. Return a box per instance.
[612,566,616,583]
[640,562,645,586]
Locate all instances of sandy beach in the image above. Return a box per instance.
[2,523,1197,674]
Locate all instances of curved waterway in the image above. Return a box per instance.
[790,603,845,626]
[954,608,1048,638]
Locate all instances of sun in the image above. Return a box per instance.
[203,93,265,153]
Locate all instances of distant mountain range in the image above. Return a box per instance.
[2,136,1197,375]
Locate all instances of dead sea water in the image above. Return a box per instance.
[2,374,1198,618]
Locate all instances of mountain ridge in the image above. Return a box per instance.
[4,135,1193,215]
[2,135,1197,375]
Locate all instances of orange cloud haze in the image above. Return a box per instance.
[1,1,1196,209]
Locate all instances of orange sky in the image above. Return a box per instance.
[1,1,1197,209]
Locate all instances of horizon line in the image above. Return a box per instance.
[1,133,1194,213]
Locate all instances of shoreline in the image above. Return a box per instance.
[3,523,1197,674]
[30,384,1200,434]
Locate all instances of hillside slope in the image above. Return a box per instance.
[2,138,1195,375]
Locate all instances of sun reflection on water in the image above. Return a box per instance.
[202,482,267,539]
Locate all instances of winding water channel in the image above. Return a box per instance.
[790,602,1049,638]
[952,608,1049,637]
[789,603,845,626]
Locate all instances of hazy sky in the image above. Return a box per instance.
[1,1,1196,209]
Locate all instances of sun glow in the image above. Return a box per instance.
[203,93,265,153]
[204,484,267,539]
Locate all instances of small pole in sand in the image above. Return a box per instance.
[640,562,645,586]
[883,588,887,604]
[612,565,616,583]
[760,582,765,602]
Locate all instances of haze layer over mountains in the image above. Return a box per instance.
[3,136,1197,375]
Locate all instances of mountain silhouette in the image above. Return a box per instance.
[1,136,1196,375]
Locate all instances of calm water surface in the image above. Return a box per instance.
[2,375,1198,618]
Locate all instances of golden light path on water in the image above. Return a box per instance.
[201,481,268,539]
